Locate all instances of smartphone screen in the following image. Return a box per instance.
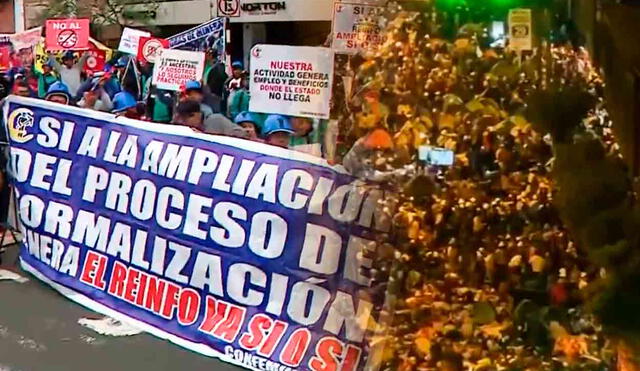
[419,146,455,166]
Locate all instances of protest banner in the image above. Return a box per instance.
[12,27,42,50]
[249,44,334,119]
[137,36,169,64]
[4,95,392,371]
[118,27,151,55]
[508,8,533,51]
[331,2,386,54]
[167,18,225,54]
[9,27,43,69]
[152,49,205,91]
[45,19,90,51]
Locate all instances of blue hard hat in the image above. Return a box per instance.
[62,51,75,60]
[234,111,259,125]
[115,56,129,68]
[45,59,55,68]
[45,81,71,102]
[184,80,202,91]
[263,115,294,136]
[112,91,137,113]
[232,61,243,69]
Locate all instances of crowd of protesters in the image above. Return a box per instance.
[0,47,333,157]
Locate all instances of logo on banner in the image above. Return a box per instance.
[57,29,78,49]
[251,46,262,58]
[218,0,240,16]
[86,55,97,69]
[7,108,35,144]
[141,38,164,63]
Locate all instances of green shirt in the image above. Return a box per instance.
[289,119,328,149]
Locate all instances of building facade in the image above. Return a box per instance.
[0,0,19,33]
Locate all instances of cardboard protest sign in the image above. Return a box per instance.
[167,18,225,53]
[137,36,169,64]
[11,27,42,50]
[249,44,334,119]
[508,8,533,51]
[10,27,43,69]
[45,19,90,51]
[118,27,151,55]
[332,2,386,54]
[152,48,205,91]
[4,96,391,371]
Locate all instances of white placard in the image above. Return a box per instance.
[249,44,334,119]
[508,8,532,51]
[331,2,386,54]
[118,27,151,55]
[152,49,205,91]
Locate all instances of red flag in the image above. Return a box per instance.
[45,18,90,51]
[137,36,169,64]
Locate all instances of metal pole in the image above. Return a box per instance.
[14,0,25,32]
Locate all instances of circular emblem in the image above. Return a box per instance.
[57,29,78,49]
[7,107,35,144]
[86,55,97,69]
[142,39,164,63]
[218,0,239,16]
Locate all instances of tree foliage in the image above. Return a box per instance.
[39,0,160,28]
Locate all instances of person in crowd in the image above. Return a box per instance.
[227,73,250,119]
[173,99,204,132]
[342,128,395,180]
[37,60,59,99]
[203,111,249,138]
[151,88,175,123]
[112,91,140,119]
[102,69,122,99]
[44,81,72,105]
[77,76,113,112]
[262,114,294,149]
[229,61,244,83]
[182,80,214,120]
[288,116,328,157]
[13,80,31,98]
[224,61,244,114]
[48,51,89,98]
[204,49,227,113]
[12,69,37,97]
[234,111,262,141]
[113,56,129,80]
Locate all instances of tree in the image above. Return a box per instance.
[39,0,160,29]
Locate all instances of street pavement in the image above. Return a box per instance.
[0,243,243,371]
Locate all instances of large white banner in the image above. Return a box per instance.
[331,2,386,54]
[249,44,334,120]
[152,49,205,91]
